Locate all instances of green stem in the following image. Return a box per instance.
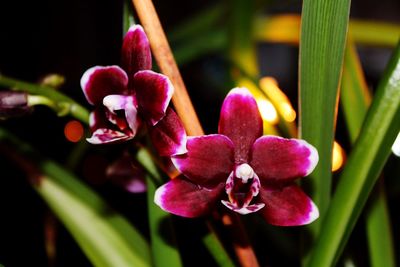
[0,74,90,123]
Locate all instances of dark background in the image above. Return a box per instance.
[0,0,399,266]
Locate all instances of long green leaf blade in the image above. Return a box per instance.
[0,128,151,267]
[307,41,400,267]
[341,41,396,267]
[299,0,351,232]
[366,182,396,267]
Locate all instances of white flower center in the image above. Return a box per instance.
[235,163,254,183]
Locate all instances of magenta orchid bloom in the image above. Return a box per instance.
[155,88,319,226]
[80,25,186,156]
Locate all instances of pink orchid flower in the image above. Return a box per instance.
[155,88,319,226]
[80,25,186,156]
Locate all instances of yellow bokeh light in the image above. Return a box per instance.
[257,99,279,125]
[332,141,345,172]
[259,77,297,122]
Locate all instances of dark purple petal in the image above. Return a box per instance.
[81,66,128,106]
[172,135,234,188]
[154,176,225,218]
[86,128,133,144]
[106,153,146,193]
[148,108,187,156]
[250,136,318,184]
[259,184,319,226]
[103,95,140,135]
[121,25,152,76]
[134,70,174,125]
[218,88,263,163]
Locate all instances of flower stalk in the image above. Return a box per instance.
[131,0,203,136]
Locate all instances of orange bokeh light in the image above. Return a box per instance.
[64,120,84,142]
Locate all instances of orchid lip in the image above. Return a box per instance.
[224,164,261,213]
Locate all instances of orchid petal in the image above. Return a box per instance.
[154,176,224,218]
[86,128,133,145]
[121,25,152,76]
[148,108,187,156]
[218,88,262,163]
[106,153,146,193]
[172,135,234,188]
[81,66,128,105]
[259,184,319,226]
[134,70,174,125]
[250,136,318,184]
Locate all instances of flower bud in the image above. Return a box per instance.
[0,91,31,118]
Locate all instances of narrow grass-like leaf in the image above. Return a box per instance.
[366,182,396,267]
[136,148,183,267]
[0,128,151,267]
[299,0,351,234]
[341,41,396,267]
[202,233,236,267]
[341,41,371,142]
[307,41,400,267]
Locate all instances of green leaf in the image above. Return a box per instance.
[306,41,400,267]
[366,182,396,267]
[299,0,351,233]
[255,15,400,47]
[341,41,371,142]
[136,148,183,267]
[341,40,396,267]
[0,128,151,267]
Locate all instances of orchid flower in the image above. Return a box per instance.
[80,25,186,156]
[155,88,319,226]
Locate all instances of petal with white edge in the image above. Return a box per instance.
[148,108,187,156]
[121,25,152,76]
[134,70,174,125]
[81,66,128,106]
[250,136,318,184]
[259,184,319,226]
[154,176,224,218]
[171,134,234,188]
[218,87,263,163]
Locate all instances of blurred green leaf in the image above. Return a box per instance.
[366,182,396,267]
[299,0,351,234]
[341,40,396,267]
[307,41,400,267]
[0,128,151,267]
[255,15,400,47]
[136,148,183,267]
[341,41,372,142]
